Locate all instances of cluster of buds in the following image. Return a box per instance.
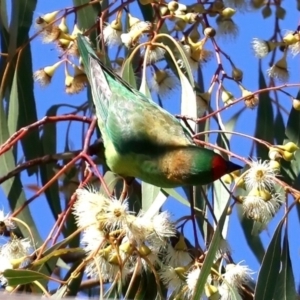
[33,10,89,93]
[269,142,299,163]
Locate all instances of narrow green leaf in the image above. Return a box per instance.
[0,100,42,244]
[179,70,197,131]
[163,188,191,207]
[238,207,264,263]
[40,105,61,220]
[254,220,284,300]
[139,74,152,98]
[99,170,120,196]
[193,197,231,299]
[141,182,160,211]
[138,1,154,22]
[254,66,274,160]
[213,180,230,237]
[3,269,48,286]
[274,110,285,145]
[17,45,40,175]
[121,59,137,89]
[73,0,101,31]
[8,69,19,135]
[0,0,8,33]
[7,0,40,175]
[285,90,300,145]
[274,230,297,300]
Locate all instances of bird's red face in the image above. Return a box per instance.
[211,155,228,181]
[211,155,242,181]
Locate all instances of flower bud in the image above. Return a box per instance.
[293,98,300,110]
[250,0,264,9]
[227,206,233,215]
[205,284,219,298]
[108,20,120,32]
[249,187,272,201]
[204,27,216,38]
[262,5,272,19]
[175,266,188,280]
[232,66,243,81]
[189,27,200,42]
[71,24,82,38]
[58,17,69,33]
[283,33,299,45]
[276,6,286,19]
[108,253,119,265]
[174,234,187,251]
[270,160,281,172]
[138,244,151,256]
[268,147,282,160]
[282,151,294,161]
[277,142,299,153]
[128,14,141,29]
[185,12,198,24]
[168,1,179,11]
[221,7,236,18]
[221,89,234,106]
[159,6,169,16]
[44,61,63,77]
[41,10,60,24]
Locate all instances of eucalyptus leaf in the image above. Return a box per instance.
[254,219,284,300]
[3,269,48,286]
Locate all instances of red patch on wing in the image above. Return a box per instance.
[211,155,227,180]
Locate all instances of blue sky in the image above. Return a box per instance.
[1,0,300,290]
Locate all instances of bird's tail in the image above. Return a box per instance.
[77,34,113,123]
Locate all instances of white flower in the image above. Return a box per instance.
[130,21,151,32]
[267,53,289,82]
[242,191,283,223]
[73,187,110,229]
[244,160,277,190]
[164,237,192,267]
[81,227,106,253]
[216,16,239,40]
[0,237,32,285]
[98,198,130,230]
[0,209,14,231]
[143,46,165,64]
[102,24,122,47]
[219,262,253,299]
[159,265,185,292]
[251,38,270,58]
[223,262,253,286]
[121,33,134,48]
[125,211,175,244]
[289,42,300,56]
[219,284,242,300]
[1,238,32,260]
[186,267,200,297]
[150,69,178,98]
[179,44,199,71]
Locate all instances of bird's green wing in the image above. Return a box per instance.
[77,34,194,155]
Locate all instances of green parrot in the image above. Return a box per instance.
[77,34,242,188]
